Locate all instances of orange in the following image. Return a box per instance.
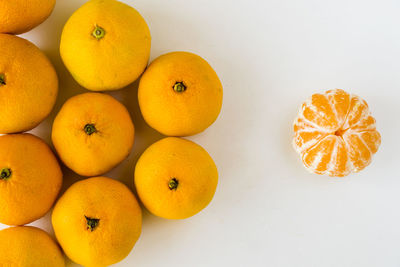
[0,134,62,225]
[0,0,56,34]
[52,177,142,267]
[134,137,218,219]
[138,51,223,136]
[60,0,151,91]
[0,226,65,266]
[0,34,58,134]
[293,89,381,177]
[52,92,134,176]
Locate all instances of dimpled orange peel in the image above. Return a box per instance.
[293,89,381,177]
[0,226,65,266]
[60,0,151,91]
[51,92,134,176]
[0,34,58,134]
[138,51,223,136]
[0,134,62,225]
[134,137,218,219]
[0,0,56,34]
[52,177,142,267]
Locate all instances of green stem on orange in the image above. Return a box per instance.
[0,74,5,86]
[168,178,179,190]
[84,124,97,135]
[92,25,106,40]
[85,216,100,232]
[0,168,12,180]
[173,82,186,93]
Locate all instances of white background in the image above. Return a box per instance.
[1,0,400,266]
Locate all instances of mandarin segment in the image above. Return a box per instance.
[302,93,339,131]
[326,137,350,177]
[343,132,372,172]
[326,89,350,127]
[302,136,336,175]
[293,89,381,177]
[293,117,328,153]
[350,115,376,131]
[359,130,381,154]
[345,95,370,129]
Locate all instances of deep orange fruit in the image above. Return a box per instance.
[0,134,62,225]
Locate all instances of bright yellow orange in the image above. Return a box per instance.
[52,92,134,176]
[135,137,218,219]
[293,89,381,177]
[52,177,142,267]
[0,226,65,266]
[0,134,62,225]
[0,34,58,134]
[138,52,223,136]
[60,0,151,91]
[0,0,56,34]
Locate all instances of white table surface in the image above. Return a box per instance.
[1,0,400,266]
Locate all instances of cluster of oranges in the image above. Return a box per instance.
[0,0,383,266]
[0,0,222,266]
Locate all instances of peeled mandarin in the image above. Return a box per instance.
[293,89,381,177]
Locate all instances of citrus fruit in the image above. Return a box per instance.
[0,134,62,225]
[52,92,134,176]
[138,51,223,136]
[52,177,142,267]
[0,0,56,34]
[0,226,65,266]
[60,0,151,91]
[134,137,218,219]
[293,89,381,177]
[0,34,58,134]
